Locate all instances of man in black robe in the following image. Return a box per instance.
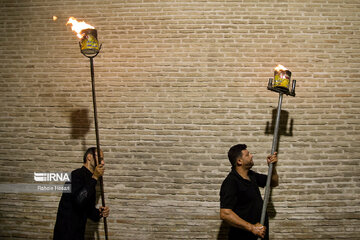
[53,147,110,240]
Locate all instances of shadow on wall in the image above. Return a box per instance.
[217,220,230,240]
[70,108,91,152]
[265,108,294,149]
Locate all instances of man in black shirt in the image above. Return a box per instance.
[220,144,278,240]
[53,147,110,240]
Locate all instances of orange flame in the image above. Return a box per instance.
[66,17,95,39]
[274,64,288,72]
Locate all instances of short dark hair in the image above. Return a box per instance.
[228,144,247,168]
[83,147,96,163]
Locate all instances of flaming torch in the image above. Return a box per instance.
[259,65,296,240]
[268,64,296,96]
[66,17,108,240]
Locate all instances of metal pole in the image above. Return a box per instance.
[90,57,109,240]
[258,93,283,240]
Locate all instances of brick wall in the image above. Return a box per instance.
[0,0,359,239]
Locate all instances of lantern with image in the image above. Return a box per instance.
[80,28,100,55]
[268,64,296,96]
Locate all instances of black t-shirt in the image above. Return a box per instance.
[220,169,269,240]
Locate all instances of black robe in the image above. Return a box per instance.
[53,166,101,240]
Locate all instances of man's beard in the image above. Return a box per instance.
[245,159,254,169]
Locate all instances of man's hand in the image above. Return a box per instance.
[267,152,279,187]
[92,160,105,180]
[100,206,110,218]
[251,223,266,238]
[267,152,278,165]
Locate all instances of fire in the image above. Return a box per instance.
[274,64,288,72]
[66,17,95,39]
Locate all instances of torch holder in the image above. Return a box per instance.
[79,28,102,58]
[80,42,102,59]
[267,78,296,97]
